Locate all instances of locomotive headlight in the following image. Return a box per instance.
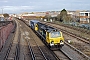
[51,41,54,44]
[60,40,64,45]
[50,41,54,46]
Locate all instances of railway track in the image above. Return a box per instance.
[6,20,20,60]
[41,22,90,60]
[26,34,48,60]
[20,19,90,60]
[0,31,17,60]
[0,19,78,60]
[42,22,90,45]
[20,21,48,60]
[18,19,60,60]
[60,23,90,35]
[19,19,78,60]
[53,48,73,60]
[57,26,90,44]
[64,42,90,60]
[22,29,49,60]
[0,20,20,60]
[47,21,90,35]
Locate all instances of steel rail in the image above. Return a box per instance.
[60,49,73,60]
[27,31,48,60]
[44,23,90,60]
[65,41,90,60]
[20,19,61,60]
[26,39,35,60]
[46,23,90,45]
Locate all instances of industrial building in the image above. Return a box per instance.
[79,11,90,23]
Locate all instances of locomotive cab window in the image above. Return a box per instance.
[50,31,61,38]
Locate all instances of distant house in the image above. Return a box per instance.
[0,14,4,17]
[79,12,90,24]
[18,12,46,20]
[0,14,4,21]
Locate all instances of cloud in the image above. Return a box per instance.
[0,0,8,3]
[1,6,37,13]
[0,0,90,13]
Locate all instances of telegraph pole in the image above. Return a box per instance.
[1,8,3,15]
[1,8,4,17]
[1,8,4,21]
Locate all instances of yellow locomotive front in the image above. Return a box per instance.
[46,30,64,49]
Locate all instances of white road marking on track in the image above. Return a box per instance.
[20,25,22,26]
[22,32,25,35]
[25,36,30,39]
[24,31,29,36]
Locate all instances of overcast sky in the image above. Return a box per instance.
[0,0,90,14]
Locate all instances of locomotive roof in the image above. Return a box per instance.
[37,22,59,32]
[46,28,58,32]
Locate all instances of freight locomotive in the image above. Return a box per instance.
[30,20,64,49]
